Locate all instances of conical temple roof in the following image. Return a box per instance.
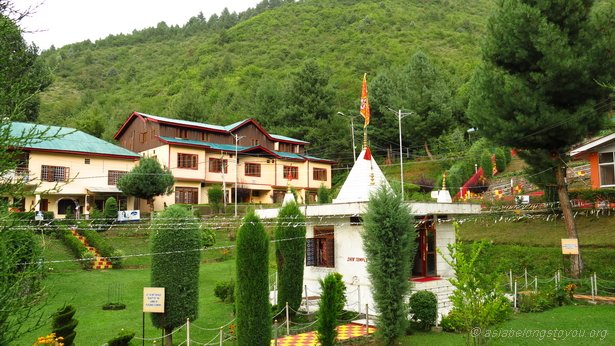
[332,147,391,204]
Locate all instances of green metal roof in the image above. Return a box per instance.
[8,122,140,158]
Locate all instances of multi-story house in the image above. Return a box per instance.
[114,112,335,210]
[3,122,140,217]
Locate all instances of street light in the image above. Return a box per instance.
[232,134,245,217]
[387,108,413,201]
[337,112,357,162]
[467,127,477,144]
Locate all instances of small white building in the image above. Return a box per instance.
[256,146,481,315]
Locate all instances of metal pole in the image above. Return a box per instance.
[398,110,404,200]
[186,318,190,346]
[274,320,279,346]
[142,312,145,346]
[304,285,309,314]
[365,304,369,334]
[233,134,244,217]
[524,267,528,289]
[357,285,361,312]
[219,327,223,346]
[351,116,356,162]
[286,302,290,335]
[513,281,517,309]
[534,276,538,293]
[509,269,513,292]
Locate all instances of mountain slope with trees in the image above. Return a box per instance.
[36,0,495,163]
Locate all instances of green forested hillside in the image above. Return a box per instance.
[38,0,496,162]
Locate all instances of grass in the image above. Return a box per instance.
[459,214,615,248]
[406,304,615,345]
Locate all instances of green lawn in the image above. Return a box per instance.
[405,305,615,345]
[17,262,237,345]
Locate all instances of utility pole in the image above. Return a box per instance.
[233,134,245,217]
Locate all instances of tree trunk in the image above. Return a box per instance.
[554,161,583,278]
[424,141,434,161]
[164,326,173,346]
[149,198,154,220]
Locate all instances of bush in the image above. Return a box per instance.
[408,291,438,331]
[214,280,235,303]
[103,197,118,220]
[518,290,555,313]
[59,228,94,269]
[440,310,464,332]
[107,329,135,346]
[52,305,78,346]
[208,185,224,213]
[78,228,123,268]
[317,272,344,346]
[480,150,492,176]
[495,148,506,172]
[317,184,331,204]
[201,226,216,248]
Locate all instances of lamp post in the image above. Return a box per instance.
[388,108,412,201]
[233,134,245,217]
[467,127,477,145]
[337,112,357,162]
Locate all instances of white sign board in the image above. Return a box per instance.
[515,195,530,204]
[143,287,165,313]
[118,210,140,222]
[34,211,44,221]
[561,238,579,255]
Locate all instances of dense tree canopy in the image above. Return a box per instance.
[117,157,174,213]
[0,2,51,121]
[467,0,615,277]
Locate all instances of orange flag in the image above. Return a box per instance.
[360,73,370,128]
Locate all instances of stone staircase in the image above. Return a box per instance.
[69,228,112,270]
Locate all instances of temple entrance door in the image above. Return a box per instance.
[412,218,437,277]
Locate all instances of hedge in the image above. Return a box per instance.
[77,227,123,268]
[59,228,94,269]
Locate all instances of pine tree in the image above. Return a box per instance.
[274,202,306,314]
[150,205,201,346]
[468,0,615,277]
[235,211,271,345]
[362,185,416,345]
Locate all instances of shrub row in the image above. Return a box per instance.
[59,228,94,270]
[76,226,123,268]
[569,188,615,201]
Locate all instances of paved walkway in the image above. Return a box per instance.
[271,323,376,346]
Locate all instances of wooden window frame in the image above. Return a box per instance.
[599,152,615,187]
[175,186,199,204]
[313,167,327,181]
[41,165,69,182]
[108,170,127,185]
[209,158,228,173]
[244,162,261,177]
[283,166,298,180]
[306,227,335,268]
[177,153,198,170]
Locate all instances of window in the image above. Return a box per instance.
[313,168,327,181]
[306,228,334,267]
[283,166,298,180]
[108,170,127,185]
[177,153,198,169]
[209,158,228,173]
[176,128,188,139]
[175,187,199,204]
[139,132,147,143]
[41,165,69,182]
[151,130,157,139]
[599,152,615,186]
[251,139,260,146]
[84,158,91,164]
[245,163,261,177]
[201,132,209,141]
[280,143,293,153]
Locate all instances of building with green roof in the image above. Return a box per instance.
[3,122,140,217]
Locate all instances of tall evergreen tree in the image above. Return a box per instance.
[274,202,306,314]
[468,0,614,277]
[150,205,201,346]
[235,211,271,346]
[362,185,416,346]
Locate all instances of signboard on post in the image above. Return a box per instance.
[143,287,165,313]
[561,238,579,255]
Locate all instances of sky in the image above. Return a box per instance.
[19,0,263,50]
